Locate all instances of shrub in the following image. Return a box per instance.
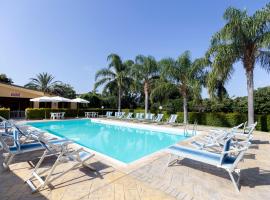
[161,111,170,121]
[134,108,145,114]
[175,112,269,132]
[121,109,130,113]
[0,108,10,119]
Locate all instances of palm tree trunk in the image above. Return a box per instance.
[144,82,148,115]
[183,94,188,124]
[118,87,121,112]
[246,69,254,125]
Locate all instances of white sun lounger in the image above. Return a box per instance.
[123,112,133,120]
[105,111,113,118]
[0,129,69,169]
[147,113,155,120]
[234,122,257,138]
[166,138,250,192]
[25,135,95,193]
[153,114,164,123]
[131,113,144,121]
[192,122,256,150]
[208,123,245,138]
[118,112,126,119]
[133,113,140,120]
[0,120,45,150]
[159,114,177,125]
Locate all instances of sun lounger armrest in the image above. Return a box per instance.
[221,145,249,155]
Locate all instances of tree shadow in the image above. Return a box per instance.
[240,167,270,188]
[28,157,113,191]
[169,158,234,180]
[251,140,270,145]
[257,115,269,132]
[7,149,115,193]
[249,140,269,150]
[243,153,256,160]
[0,150,49,200]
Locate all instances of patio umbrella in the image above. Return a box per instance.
[30,96,61,119]
[71,98,89,117]
[50,96,72,102]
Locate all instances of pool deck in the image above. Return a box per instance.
[1,118,270,200]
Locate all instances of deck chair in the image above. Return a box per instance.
[208,123,245,138]
[126,112,133,119]
[105,111,113,118]
[141,113,155,123]
[166,138,251,192]
[191,130,231,150]
[234,122,257,138]
[25,135,95,193]
[118,112,126,119]
[1,120,44,145]
[126,113,137,121]
[148,114,164,123]
[168,114,177,124]
[114,112,120,118]
[192,122,252,150]
[131,113,144,121]
[159,114,178,125]
[138,113,144,120]
[148,113,155,120]
[142,113,154,122]
[0,129,68,169]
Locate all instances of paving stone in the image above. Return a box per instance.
[1,127,270,200]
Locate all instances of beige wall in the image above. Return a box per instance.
[0,83,76,109]
[0,83,45,99]
[70,102,77,109]
[51,102,58,109]
[33,102,39,108]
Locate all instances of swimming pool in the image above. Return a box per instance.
[27,119,188,164]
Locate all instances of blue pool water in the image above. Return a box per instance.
[27,119,187,163]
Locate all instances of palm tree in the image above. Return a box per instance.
[156,51,205,124]
[25,72,58,93]
[131,55,158,114]
[0,74,13,84]
[94,54,133,111]
[206,4,270,125]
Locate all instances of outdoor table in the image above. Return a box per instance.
[50,112,65,120]
[85,112,99,118]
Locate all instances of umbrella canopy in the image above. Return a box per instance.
[50,96,72,102]
[71,98,89,104]
[30,96,59,102]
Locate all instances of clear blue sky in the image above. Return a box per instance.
[0,0,269,97]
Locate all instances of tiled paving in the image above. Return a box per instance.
[1,122,270,200]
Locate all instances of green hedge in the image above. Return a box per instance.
[175,112,270,132]
[0,108,10,119]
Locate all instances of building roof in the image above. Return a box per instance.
[0,82,52,98]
